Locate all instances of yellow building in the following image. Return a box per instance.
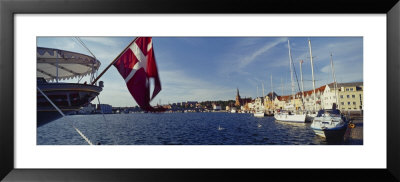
[263,92,275,111]
[337,82,363,111]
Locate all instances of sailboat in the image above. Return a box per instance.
[305,39,318,122]
[254,110,266,117]
[311,53,348,140]
[37,46,103,127]
[274,40,306,123]
[254,85,266,117]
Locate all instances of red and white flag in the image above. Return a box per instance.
[113,37,162,111]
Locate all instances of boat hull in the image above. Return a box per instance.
[311,114,348,141]
[37,110,76,127]
[312,126,347,141]
[37,82,102,127]
[254,112,265,117]
[274,114,306,123]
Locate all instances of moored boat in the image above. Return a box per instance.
[310,109,348,140]
[305,112,317,122]
[273,40,306,123]
[253,110,265,117]
[37,47,103,127]
[274,110,306,123]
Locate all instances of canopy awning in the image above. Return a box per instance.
[37,47,101,82]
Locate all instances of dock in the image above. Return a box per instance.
[344,116,363,145]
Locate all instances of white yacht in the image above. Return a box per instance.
[311,108,348,140]
[274,40,306,123]
[253,110,266,117]
[274,110,306,123]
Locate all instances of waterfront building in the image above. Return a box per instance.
[246,101,255,112]
[254,97,264,111]
[264,92,278,111]
[97,104,112,114]
[213,103,222,110]
[320,82,363,111]
[301,85,326,112]
[274,96,288,110]
[336,82,363,111]
[186,101,198,108]
[322,83,339,110]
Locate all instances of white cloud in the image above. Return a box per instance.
[238,38,288,69]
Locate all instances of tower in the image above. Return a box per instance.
[235,88,241,107]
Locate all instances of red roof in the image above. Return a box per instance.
[277,95,291,101]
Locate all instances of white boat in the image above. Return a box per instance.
[274,110,306,122]
[274,40,306,123]
[311,109,348,140]
[305,112,317,122]
[230,108,237,113]
[253,110,265,117]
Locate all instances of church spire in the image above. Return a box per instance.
[235,88,241,107]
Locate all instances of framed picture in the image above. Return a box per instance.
[1,0,399,181]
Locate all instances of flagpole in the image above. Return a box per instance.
[91,37,138,85]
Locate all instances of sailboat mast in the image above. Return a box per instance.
[281,77,283,97]
[308,39,317,112]
[271,74,274,110]
[288,40,295,108]
[257,85,259,98]
[330,53,339,108]
[299,60,305,110]
[262,83,265,98]
[271,74,274,99]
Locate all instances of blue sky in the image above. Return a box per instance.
[37,37,363,107]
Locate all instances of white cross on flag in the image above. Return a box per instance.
[113,37,162,111]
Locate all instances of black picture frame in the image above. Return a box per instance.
[1,0,399,181]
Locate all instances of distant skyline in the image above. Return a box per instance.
[37,37,363,107]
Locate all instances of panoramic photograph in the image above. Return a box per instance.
[36,37,363,145]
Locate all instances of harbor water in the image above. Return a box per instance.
[37,112,358,145]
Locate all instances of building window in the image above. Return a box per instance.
[347,95,350,98]
[350,88,354,91]
[346,88,349,91]
[352,95,355,98]
[341,102,344,105]
[353,102,356,105]
[340,95,343,98]
[348,102,350,105]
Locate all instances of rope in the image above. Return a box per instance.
[37,87,94,145]
[74,37,98,83]
[73,126,94,145]
[71,37,117,144]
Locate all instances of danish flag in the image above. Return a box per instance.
[113,37,162,111]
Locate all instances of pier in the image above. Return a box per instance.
[344,111,363,145]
